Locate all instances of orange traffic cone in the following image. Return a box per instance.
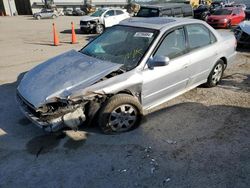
[52,23,59,46]
[71,22,77,44]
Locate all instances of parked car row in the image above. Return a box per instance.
[194,2,247,29]
[206,7,245,29]
[79,3,193,34]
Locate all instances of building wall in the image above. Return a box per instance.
[30,0,128,14]
[2,0,17,15]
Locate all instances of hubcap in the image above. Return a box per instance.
[212,64,223,84]
[108,104,137,132]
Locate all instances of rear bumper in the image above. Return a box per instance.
[227,51,237,67]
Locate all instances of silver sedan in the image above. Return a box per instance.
[17,17,237,133]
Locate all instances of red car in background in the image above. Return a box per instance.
[207,7,245,29]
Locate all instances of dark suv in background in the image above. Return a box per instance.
[135,3,193,18]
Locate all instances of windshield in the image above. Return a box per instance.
[91,9,106,17]
[81,26,158,71]
[212,9,232,15]
[136,8,159,17]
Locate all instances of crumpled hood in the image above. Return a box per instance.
[17,50,122,108]
[80,16,99,22]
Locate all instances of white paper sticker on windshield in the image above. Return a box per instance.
[134,32,153,38]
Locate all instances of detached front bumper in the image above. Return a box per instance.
[16,94,64,132]
[16,93,86,132]
[80,23,96,32]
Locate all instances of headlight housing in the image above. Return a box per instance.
[221,18,228,23]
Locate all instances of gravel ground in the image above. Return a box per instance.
[0,16,249,188]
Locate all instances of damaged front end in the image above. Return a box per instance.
[16,92,88,132]
[16,50,125,132]
[234,21,250,46]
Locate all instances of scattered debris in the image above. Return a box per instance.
[163,178,171,184]
[165,139,177,144]
[144,146,152,153]
[118,169,127,173]
[151,167,155,174]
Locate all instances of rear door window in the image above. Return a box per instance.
[173,7,182,16]
[136,8,159,17]
[116,10,124,15]
[162,9,172,16]
[186,24,213,50]
[105,10,115,17]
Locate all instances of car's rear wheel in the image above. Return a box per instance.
[227,20,231,29]
[205,60,224,87]
[98,94,142,134]
[95,24,104,34]
[201,12,208,21]
[52,15,56,19]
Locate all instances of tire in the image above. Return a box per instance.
[52,15,56,19]
[227,21,231,29]
[36,15,41,20]
[98,94,143,134]
[205,60,225,88]
[201,13,208,21]
[95,24,104,34]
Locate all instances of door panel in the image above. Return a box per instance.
[185,24,217,87]
[142,28,190,108]
[142,55,190,108]
[186,45,217,87]
[104,10,116,27]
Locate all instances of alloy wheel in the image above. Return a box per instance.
[212,64,223,84]
[108,104,137,132]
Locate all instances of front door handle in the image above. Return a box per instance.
[183,64,189,69]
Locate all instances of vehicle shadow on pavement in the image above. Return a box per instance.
[219,73,250,93]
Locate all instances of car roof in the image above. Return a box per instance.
[99,7,124,11]
[140,3,189,9]
[221,7,239,10]
[119,17,205,30]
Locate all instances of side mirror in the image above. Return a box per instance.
[148,56,170,68]
[232,13,236,16]
[104,14,109,18]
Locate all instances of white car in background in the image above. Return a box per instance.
[80,8,130,34]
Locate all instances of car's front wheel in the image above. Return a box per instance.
[36,15,41,20]
[52,15,56,19]
[205,60,224,87]
[95,24,104,34]
[98,94,142,134]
